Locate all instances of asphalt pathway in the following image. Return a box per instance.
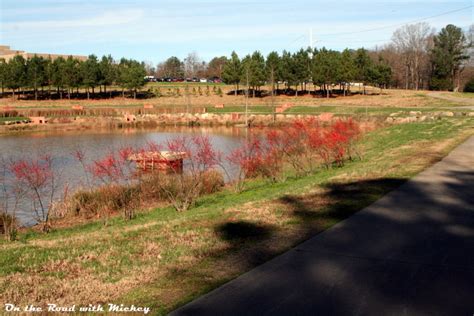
[171,136,474,316]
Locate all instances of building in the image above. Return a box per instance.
[0,45,87,62]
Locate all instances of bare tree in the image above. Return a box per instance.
[143,60,156,76]
[392,23,434,90]
[184,52,205,78]
[0,157,20,241]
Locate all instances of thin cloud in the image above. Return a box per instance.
[2,9,144,30]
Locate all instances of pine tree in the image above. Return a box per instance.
[99,55,116,98]
[339,49,356,96]
[354,48,373,94]
[81,55,100,99]
[26,55,46,100]
[64,56,81,99]
[266,51,281,95]
[6,55,27,99]
[280,50,297,93]
[222,51,242,96]
[0,58,8,97]
[430,24,469,91]
[51,57,66,99]
[293,48,311,96]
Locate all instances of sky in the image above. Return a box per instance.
[0,0,472,64]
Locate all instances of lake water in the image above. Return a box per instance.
[0,126,247,225]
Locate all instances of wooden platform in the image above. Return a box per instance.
[128,151,187,172]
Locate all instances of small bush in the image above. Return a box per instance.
[155,87,162,97]
[0,212,17,241]
[463,78,474,92]
[67,185,138,220]
[200,169,225,194]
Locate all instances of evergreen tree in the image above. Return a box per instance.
[51,57,66,99]
[118,58,146,99]
[280,50,297,92]
[163,56,184,78]
[374,57,392,91]
[293,48,311,95]
[240,52,266,97]
[6,55,27,99]
[354,48,373,94]
[64,56,81,99]
[339,49,356,95]
[81,55,99,99]
[26,55,46,100]
[430,24,469,91]
[44,57,54,98]
[222,51,242,96]
[0,58,7,97]
[99,55,116,97]
[265,51,282,94]
[312,48,341,97]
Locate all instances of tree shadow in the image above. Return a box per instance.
[169,168,474,315]
[177,170,474,315]
[215,221,273,242]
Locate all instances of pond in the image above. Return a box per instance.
[0,126,247,225]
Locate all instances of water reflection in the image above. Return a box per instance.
[0,126,246,225]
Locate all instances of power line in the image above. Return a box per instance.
[316,5,472,37]
[287,34,306,48]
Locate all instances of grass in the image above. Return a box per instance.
[0,117,26,122]
[1,88,468,112]
[451,92,474,99]
[205,105,273,114]
[285,105,467,115]
[0,118,473,315]
[204,104,471,117]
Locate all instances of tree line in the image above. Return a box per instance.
[0,23,471,101]
[374,23,472,91]
[0,54,147,100]
[221,47,392,98]
[219,24,471,96]
[149,54,228,80]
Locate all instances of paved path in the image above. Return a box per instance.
[427,92,474,110]
[171,136,474,316]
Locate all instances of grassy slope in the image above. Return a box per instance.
[449,92,474,99]
[0,118,473,315]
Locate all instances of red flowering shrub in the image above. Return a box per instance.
[10,155,56,232]
[151,135,224,211]
[72,146,138,220]
[323,118,361,166]
[90,147,135,185]
[227,118,362,188]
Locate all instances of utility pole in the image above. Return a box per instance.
[245,67,249,127]
[271,67,276,123]
[309,28,315,91]
[185,83,191,115]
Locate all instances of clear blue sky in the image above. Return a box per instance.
[0,0,472,64]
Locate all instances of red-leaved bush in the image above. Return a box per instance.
[227,118,361,188]
[10,155,56,232]
[90,147,136,185]
[9,119,362,232]
[157,135,223,211]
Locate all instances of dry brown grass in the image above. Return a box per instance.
[0,88,446,110]
[1,119,472,314]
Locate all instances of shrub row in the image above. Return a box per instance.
[0,118,361,239]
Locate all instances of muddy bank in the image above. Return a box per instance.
[0,112,385,135]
